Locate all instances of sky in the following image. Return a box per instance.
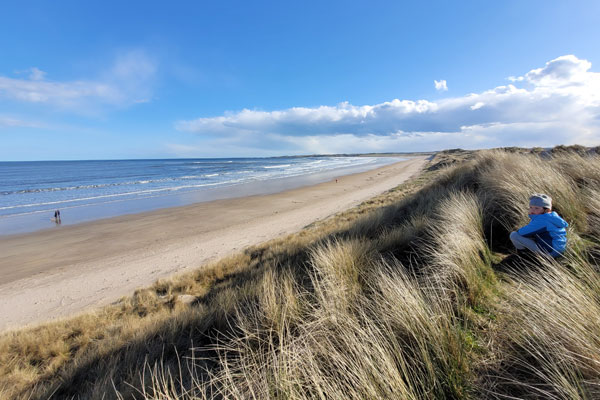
[1,1,599,161]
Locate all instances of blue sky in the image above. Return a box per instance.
[1,1,599,160]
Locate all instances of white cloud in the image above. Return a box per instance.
[176,99,440,136]
[28,67,46,81]
[0,115,43,129]
[0,50,157,112]
[434,79,448,91]
[175,55,600,154]
[524,55,591,87]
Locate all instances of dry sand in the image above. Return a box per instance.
[0,157,427,331]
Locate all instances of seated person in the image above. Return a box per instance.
[509,193,568,257]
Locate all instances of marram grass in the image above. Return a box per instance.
[2,147,600,399]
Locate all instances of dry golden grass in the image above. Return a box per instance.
[3,147,600,399]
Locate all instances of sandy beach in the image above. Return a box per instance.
[0,156,426,331]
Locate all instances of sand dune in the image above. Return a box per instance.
[0,157,426,331]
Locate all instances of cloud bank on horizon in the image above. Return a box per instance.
[176,55,600,155]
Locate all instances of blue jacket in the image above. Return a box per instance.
[517,211,568,257]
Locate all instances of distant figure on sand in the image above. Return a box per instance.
[509,193,568,257]
[54,209,61,224]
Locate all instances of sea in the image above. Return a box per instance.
[0,156,404,235]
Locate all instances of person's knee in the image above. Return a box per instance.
[510,231,525,249]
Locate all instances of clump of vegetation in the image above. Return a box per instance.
[2,147,600,400]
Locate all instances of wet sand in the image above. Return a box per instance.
[0,156,426,331]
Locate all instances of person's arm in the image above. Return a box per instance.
[517,217,547,237]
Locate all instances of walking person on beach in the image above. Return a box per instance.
[509,193,568,257]
[54,209,61,224]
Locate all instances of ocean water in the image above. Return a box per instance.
[0,156,403,235]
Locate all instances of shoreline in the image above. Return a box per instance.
[0,156,427,332]
[0,157,403,236]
